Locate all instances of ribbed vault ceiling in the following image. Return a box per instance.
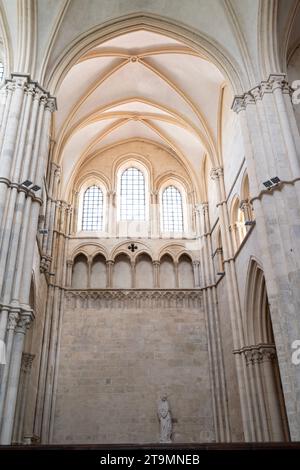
[54,30,226,189]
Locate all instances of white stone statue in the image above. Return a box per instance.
[157,395,172,443]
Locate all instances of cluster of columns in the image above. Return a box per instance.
[232,73,300,440]
[34,199,71,443]
[12,352,35,444]
[194,202,231,441]
[0,74,56,444]
[39,162,61,274]
[235,344,289,441]
[210,164,288,442]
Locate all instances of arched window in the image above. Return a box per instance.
[230,196,246,250]
[82,185,103,231]
[120,167,145,220]
[162,185,184,232]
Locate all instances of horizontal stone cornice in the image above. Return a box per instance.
[65,289,202,309]
[233,343,276,365]
[0,177,44,204]
[231,73,293,113]
[5,73,57,111]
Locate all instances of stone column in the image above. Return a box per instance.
[0,311,33,444]
[71,190,79,234]
[192,260,200,287]
[0,76,28,229]
[194,203,231,441]
[38,200,68,443]
[174,261,179,288]
[260,346,288,441]
[42,163,61,267]
[229,223,238,251]
[0,311,19,419]
[244,347,270,441]
[241,344,288,441]
[66,260,73,288]
[108,190,116,236]
[106,260,114,288]
[152,261,160,288]
[131,260,136,288]
[211,168,254,441]
[216,248,224,274]
[232,73,300,440]
[151,190,159,237]
[187,190,195,234]
[0,75,55,359]
[13,352,35,444]
[87,258,91,289]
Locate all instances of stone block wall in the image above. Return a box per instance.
[52,290,214,443]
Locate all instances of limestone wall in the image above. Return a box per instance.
[52,290,214,444]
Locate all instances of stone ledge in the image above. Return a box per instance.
[64,289,202,309]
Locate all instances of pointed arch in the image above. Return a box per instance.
[243,258,290,441]
[244,258,271,346]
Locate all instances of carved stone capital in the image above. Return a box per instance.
[194,204,201,214]
[45,96,57,113]
[231,95,246,113]
[5,74,57,111]
[260,345,277,362]
[13,75,29,91]
[150,190,159,204]
[240,199,249,208]
[234,343,277,366]
[106,260,115,266]
[107,190,116,206]
[244,91,255,106]
[32,88,45,103]
[40,255,51,274]
[210,167,223,180]
[232,73,293,113]
[268,74,290,94]
[250,86,262,102]
[201,202,209,214]
[7,311,20,331]
[6,81,16,93]
[21,353,35,372]
[15,311,34,335]
[194,202,208,215]
[26,83,36,97]
[244,348,262,365]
